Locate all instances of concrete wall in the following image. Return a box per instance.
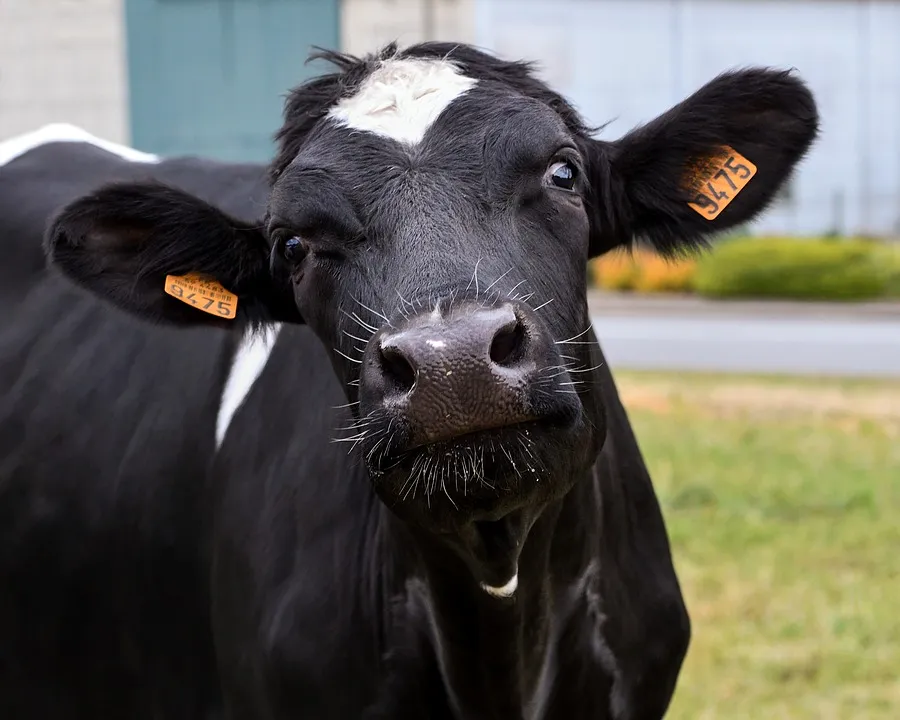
[474,0,900,237]
[0,0,129,143]
[3,0,897,237]
[0,0,472,144]
[340,0,476,56]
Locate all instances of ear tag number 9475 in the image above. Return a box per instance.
[164,273,238,319]
[687,147,757,220]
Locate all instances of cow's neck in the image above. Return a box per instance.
[407,501,564,719]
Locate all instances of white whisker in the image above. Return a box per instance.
[483,267,513,295]
[343,330,370,344]
[554,327,592,344]
[472,258,483,297]
[507,280,527,297]
[331,431,368,443]
[334,348,363,364]
[341,308,378,333]
[353,296,390,323]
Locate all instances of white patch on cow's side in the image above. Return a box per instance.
[216,325,283,448]
[0,122,160,168]
[327,57,478,146]
[481,571,519,599]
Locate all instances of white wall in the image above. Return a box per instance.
[3,0,897,238]
[0,0,129,143]
[474,0,900,237]
[340,0,476,57]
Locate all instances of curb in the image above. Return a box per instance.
[586,290,900,320]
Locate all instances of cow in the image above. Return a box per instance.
[0,41,818,720]
[0,123,270,303]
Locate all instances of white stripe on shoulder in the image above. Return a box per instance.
[216,324,283,448]
[0,123,161,168]
[328,57,478,146]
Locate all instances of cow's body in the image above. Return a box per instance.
[0,129,246,718]
[0,41,818,720]
[0,124,268,300]
[0,132,684,720]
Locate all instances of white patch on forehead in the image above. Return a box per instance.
[327,57,478,146]
[216,325,283,448]
[0,122,160,167]
[481,571,519,599]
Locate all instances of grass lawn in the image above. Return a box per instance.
[614,370,900,720]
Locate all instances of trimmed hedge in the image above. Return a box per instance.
[692,237,891,301]
[875,245,900,298]
[588,236,900,302]
[590,248,696,293]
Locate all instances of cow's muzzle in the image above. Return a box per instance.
[359,300,556,450]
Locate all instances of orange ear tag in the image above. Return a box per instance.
[164,273,238,319]
[686,146,757,220]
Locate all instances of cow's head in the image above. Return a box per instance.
[46,42,818,593]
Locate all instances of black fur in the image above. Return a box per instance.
[594,67,820,256]
[46,182,301,329]
[0,40,819,719]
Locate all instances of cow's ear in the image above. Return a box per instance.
[585,68,819,258]
[45,181,303,328]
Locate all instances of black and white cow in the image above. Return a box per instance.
[0,42,818,719]
[0,123,270,303]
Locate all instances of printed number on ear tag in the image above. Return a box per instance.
[164,273,238,319]
[686,146,757,220]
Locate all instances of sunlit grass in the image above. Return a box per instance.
[615,370,900,719]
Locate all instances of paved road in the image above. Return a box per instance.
[586,293,900,377]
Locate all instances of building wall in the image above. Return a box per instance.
[340,0,476,56]
[473,0,900,237]
[0,0,129,143]
[2,0,897,236]
[0,0,473,145]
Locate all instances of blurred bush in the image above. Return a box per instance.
[590,248,695,293]
[590,249,639,290]
[692,237,889,301]
[633,252,697,293]
[589,236,900,301]
[875,243,900,298]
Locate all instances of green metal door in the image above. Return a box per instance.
[125,0,340,161]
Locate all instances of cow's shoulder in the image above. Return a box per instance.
[0,273,236,537]
[0,123,160,170]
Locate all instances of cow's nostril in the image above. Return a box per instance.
[489,319,527,367]
[379,345,417,394]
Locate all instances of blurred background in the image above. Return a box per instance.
[1,0,898,717]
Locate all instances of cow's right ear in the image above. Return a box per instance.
[45,181,303,329]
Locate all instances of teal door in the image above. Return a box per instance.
[125,0,340,161]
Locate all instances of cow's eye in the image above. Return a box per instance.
[548,161,578,190]
[283,235,307,263]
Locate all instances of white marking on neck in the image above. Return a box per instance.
[327,57,478,146]
[481,571,519,599]
[0,122,160,168]
[216,325,283,448]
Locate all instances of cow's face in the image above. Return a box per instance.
[46,42,818,593]
[264,57,603,547]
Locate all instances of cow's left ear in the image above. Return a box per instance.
[585,67,819,258]
[45,181,303,329]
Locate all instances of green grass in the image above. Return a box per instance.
[614,370,900,719]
